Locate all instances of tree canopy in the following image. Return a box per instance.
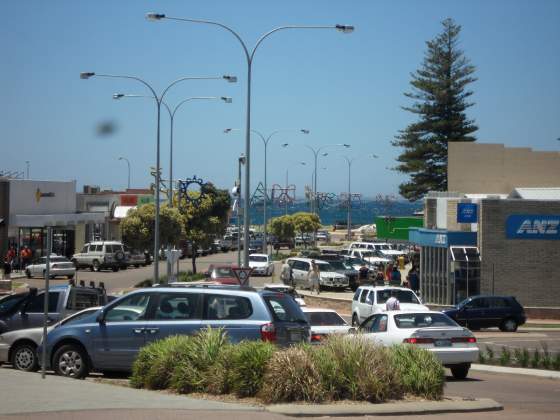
[392,18,478,201]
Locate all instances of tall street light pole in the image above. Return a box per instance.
[146,12,354,267]
[285,161,306,215]
[80,72,236,283]
[225,128,309,253]
[115,94,232,206]
[342,154,378,240]
[305,144,351,215]
[25,161,30,180]
[237,154,246,266]
[117,156,131,189]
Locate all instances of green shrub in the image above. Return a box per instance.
[485,346,494,362]
[390,344,445,400]
[513,348,522,366]
[310,335,402,402]
[518,348,530,368]
[260,346,325,404]
[228,341,276,397]
[530,349,541,369]
[170,328,229,393]
[478,351,487,364]
[130,339,162,388]
[137,271,205,287]
[135,279,153,288]
[499,347,511,366]
[205,344,235,395]
[270,253,291,261]
[552,353,560,371]
[142,336,193,389]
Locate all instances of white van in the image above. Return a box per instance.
[286,257,348,290]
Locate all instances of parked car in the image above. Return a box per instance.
[25,255,76,279]
[348,249,391,267]
[262,284,306,306]
[0,306,101,372]
[248,239,264,254]
[204,264,240,285]
[316,231,331,242]
[286,258,348,290]
[442,295,526,332]
[0,284,108,334]
[273,239,294,250]
[41,285,311,378]
[358,310,479,379]
[316,255,359,291]
[302,307,353,343]
[124,246,148,268]
[71,241,126,272]
[248,254,274,276]
[351,286,429,326]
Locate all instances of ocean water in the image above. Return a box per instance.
[244,199,421,226]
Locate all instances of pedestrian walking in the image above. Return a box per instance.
[375,270,385,286]
[358,262,369,284]
[390,265,401,286]
[307,260,321,295]
[385,262,393,282]
[20,246,32,269]
[397,254,405,270]
[2,258,11,280]
[408,266,420,293]
[280,260,293,287]
[386,290,401,311]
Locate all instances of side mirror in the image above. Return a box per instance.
[96,310,105,324]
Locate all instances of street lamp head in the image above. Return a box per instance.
[301,129,310,134]
[343,144,351,148]
[335,24,355,34]
[300,161,307,166]
[80,72,95,79]
[322,152,329,157]
[113,93,125,100]
[370,154,379,159]
[224,128,233,133]
[282,143,289,148]
[221,96,233,103]
[118,157,123,161]
[146,12,166,21]
[239,154,246,165]
[223,75,237,83]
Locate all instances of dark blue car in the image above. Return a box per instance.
[41,286,310,378]
[443,295,526,332]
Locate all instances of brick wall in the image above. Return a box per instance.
[479,199,560,308]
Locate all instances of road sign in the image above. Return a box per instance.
[232,267,253,286]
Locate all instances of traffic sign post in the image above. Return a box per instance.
[232,267,253,286]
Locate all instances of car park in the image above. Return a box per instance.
[286,258,349,290]
[351,286,429,326]
[0,284,108,334]
[25,255,76,279]
[302,307,353,343]
[442,295,526,332]
[42,285,311,378]
[0,306,100,372]
[248,254,274,276]
[71,241,127,272]
[358,310,479,379]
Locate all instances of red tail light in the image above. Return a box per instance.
[311,334,323,342]
[403,337,434,344]
[452,336,477,343]
[260,323,276,342]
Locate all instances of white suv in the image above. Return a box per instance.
[349,241,406,259]
[286,257,348,290]
[72,241,127,272]
[351,286,428,326]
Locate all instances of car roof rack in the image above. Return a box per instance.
[154,282,257,292]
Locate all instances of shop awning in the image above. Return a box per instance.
[113,205,135,219]
[12,212,106,227]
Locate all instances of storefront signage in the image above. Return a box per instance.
[506,215,560,240]
[457,203,478,223]
[35,188,55,203]
[138,196,154,205]
[120,195,138,206]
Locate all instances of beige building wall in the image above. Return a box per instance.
[448,143,560,194]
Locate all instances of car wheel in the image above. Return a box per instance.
[112,266,119,272]
[450,363,470,380]
[25,270,32,279]
[67,274,74,279]
[11,343,39,372]
[500,318,518,332]
[352,313,359,327]
[92,260,100,272]
[53,344,89,379]
[134,264,140,268]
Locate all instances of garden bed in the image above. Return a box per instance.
[478,344,560,370]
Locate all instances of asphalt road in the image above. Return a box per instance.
[477,330,560,355]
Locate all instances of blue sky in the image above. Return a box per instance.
[1,0,559,198]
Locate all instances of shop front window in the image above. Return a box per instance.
[451,247,481,304]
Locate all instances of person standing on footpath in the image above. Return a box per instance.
[307,260,321,295]
[407,266,420,293]
[280,260,293,287]
[390,265,401,286]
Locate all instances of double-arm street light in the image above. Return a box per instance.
[80,72,236,283]
[115,94,232,205]
[146,12,354,267]
[305,144,351,214]
[225,128,309,252]
[285,161,306,215]
[342,154,379,240]
[117,156,131,189]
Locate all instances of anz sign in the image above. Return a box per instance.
[506,215,560,240]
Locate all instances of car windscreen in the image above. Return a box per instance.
[305,311,347,326]
[263,294,307,323]
[315,262,332,271]
[211,267,234,278]
[361,251,375,258]
[394,313,458,328]
[0,293,28,315]
[377,289,420,304]
[328,261,346,270]
[249,256,268,262]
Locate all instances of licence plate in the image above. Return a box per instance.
[434,339,451,347]
[290,331,302,341]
